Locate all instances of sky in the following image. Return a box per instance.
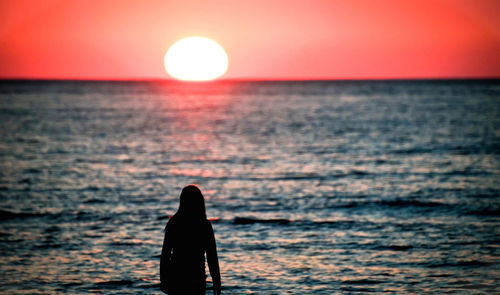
[1,0,499,80]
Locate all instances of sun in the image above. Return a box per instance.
[164,37,228,81]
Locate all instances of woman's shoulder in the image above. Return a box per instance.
[204,219,214,232]
[165,215,178,229]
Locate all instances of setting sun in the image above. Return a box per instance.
[164,37,228,81]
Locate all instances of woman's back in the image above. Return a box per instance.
[160,185,221,295]
[166,216,210,280]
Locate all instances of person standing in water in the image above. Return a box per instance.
[160,185,221,295]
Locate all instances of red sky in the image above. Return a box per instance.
[1,0,499,80]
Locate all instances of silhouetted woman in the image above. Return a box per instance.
[160,185,221,295]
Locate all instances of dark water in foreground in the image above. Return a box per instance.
[0,80,499,294]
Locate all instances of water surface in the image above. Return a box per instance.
[0,80,499,293]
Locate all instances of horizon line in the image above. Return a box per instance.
[0,76,499,83]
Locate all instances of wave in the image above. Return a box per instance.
[392,145,500,156]
[94,280,135,287]
[83,198,106,204]
[0,210,46,221]
[233,218,371,228]
[136,283,161,289]
[375,199,442,208]
[241,243,277,251]
[373,245,413,251]
[233,217,290,225]
[322,199,444,210]
[35,242,62,249]
[157,170,375,182]
[425,260,491,268]
[109,241,141,247]
[23,168,42,174]
[392,147,436,155]
[342,279,386,285]
[466,207,500,217]
[340,286,377,292]
[0,209,103,223]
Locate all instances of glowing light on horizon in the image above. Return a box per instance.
[164,37,228,81]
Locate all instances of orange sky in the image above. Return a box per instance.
[1,0,499,80]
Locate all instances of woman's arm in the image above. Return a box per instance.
[160,221,173,293]
[206,221,221,295]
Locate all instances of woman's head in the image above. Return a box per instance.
[175,184,207,220]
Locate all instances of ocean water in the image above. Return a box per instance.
[0,80,499,294]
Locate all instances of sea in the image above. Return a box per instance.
[0,80,499,294]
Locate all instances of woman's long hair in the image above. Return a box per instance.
[173,184,207,220]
